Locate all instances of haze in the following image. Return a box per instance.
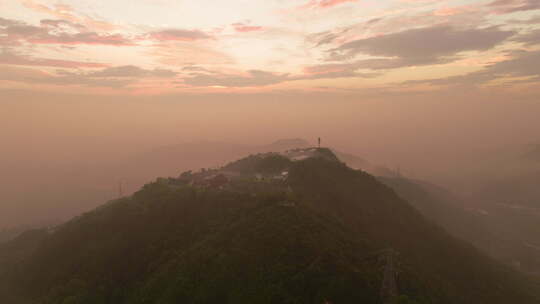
[1,0,540,229]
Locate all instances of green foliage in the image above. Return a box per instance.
[224,153,291,175]
[1,153,539,304]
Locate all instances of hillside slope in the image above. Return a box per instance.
[380,176,540,275]
[1,151,539,304]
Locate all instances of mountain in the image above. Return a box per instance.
[90,138,392,213]
[378,177,491,248]
[335,150,394,177]
[1,149,538,303]
[379,176,540,275]
[452,142,540,274]
[261,138,311,151]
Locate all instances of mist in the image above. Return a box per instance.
[1,88,539,229]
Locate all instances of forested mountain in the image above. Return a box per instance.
[1,150,538,304]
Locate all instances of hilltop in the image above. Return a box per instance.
[1,149,539,304]
[0,137,393,232]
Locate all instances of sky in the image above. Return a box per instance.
[0,0,539,94]
[1,0,540,228]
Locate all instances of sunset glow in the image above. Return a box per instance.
[1,0,538,94]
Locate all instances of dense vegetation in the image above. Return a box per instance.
[1,152,539,303]
[223,153,292,175]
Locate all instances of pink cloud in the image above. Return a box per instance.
[232,23,264,33]
[300,0,359,9]
[434,6,473,17]
[149,29,211,41]
[0,17,134,46]
[28,32,134,46]
[40,19,85,30]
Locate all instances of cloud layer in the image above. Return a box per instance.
[329,25,514,65]
[1,0,539,92]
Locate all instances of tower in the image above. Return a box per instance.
[318,137,321,148]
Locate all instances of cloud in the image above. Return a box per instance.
[28,32,134,45]
[513,29,540,46]
[40,19,85,30]
[0,65,132,88]
[405,50,540,86]
[488,0,540,14]
[302,62,382,79]
[4,24,47,36]
[0,17,24,27]
[510,15,540,24]
[329,25,514,66]
[301,0,359,9]
[0,49,108,68]
[308,29,349,47]
[0,17,134,46]
[305,58,420,76]
[20,0,117,31]
[310,7,492,51]
[149,29,211,41]
[87,65,176,78]
[1,61,374,89]
[150,42,233,66]
[433,5,473,17]
[0,64,177,88]
[182,65,212,72]
[181,64,379,88]
[232,23,264,33]
[183,70,289,87]
[305,69,378,80]
[487,50,540,80]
